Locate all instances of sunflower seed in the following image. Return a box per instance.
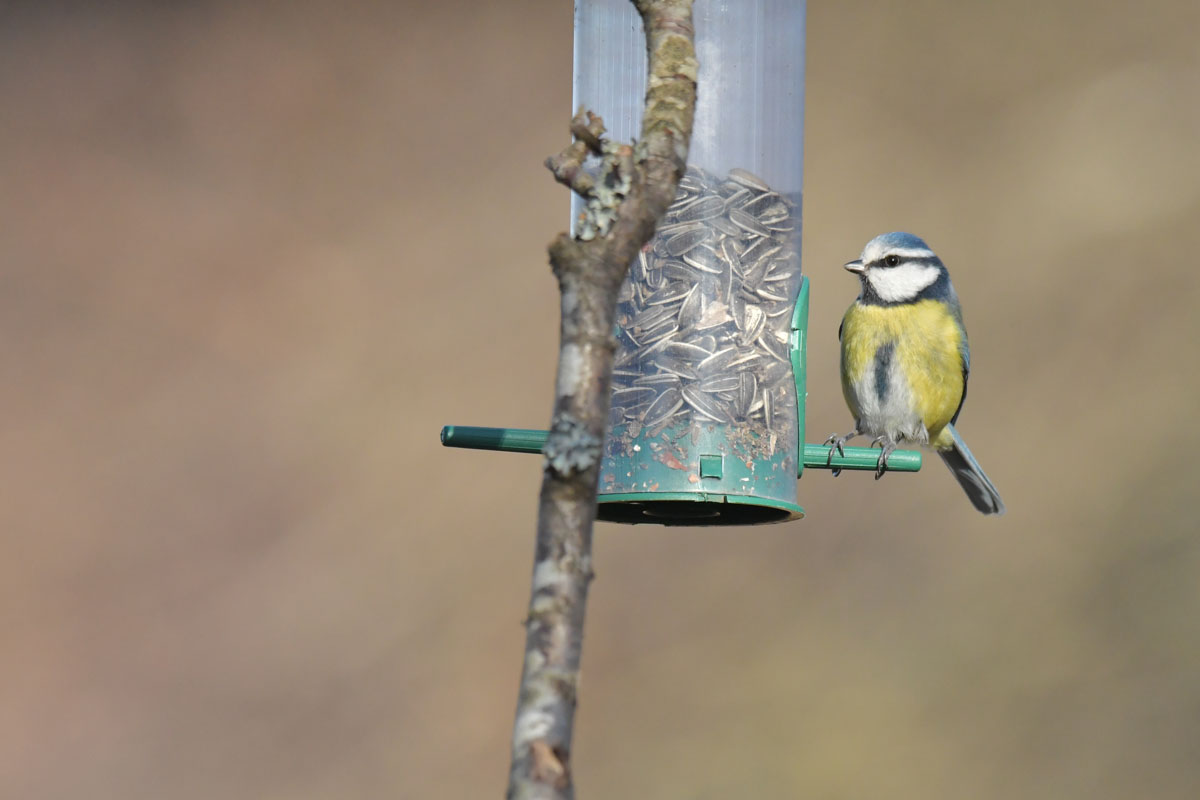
[632,304,672,331]
[708,215,742,237]
[682,385,731,423]
[658,220,708,237]
[665,227,710,256]
[642,388,683,429]
[665,341,713,362]
[677,284,703,330]
[727,167,771,192]
[756,284,789,302]
[682,247,725,275]
[728,207,772,237]
[739,305,766,345]
[644,282,692,306]
[697,346,739,373]
[758,329,790,362]
[633,372,682,389]
[737,372,758,416]
[613,386,658,406]
[699,374,742,393]
[676,194,727,222]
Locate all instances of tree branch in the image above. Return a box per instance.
[507,2,697,799]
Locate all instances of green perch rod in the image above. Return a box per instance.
[439,425,921,473]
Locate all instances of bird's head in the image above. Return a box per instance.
[844,232,950,304]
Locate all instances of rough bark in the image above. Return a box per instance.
[506,2,697,799]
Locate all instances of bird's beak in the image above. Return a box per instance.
[843,259,866,274]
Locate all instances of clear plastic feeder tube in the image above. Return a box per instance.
[576,1,807,522]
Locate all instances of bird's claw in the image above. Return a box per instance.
[823,431,857,477]
[871,436,897,480]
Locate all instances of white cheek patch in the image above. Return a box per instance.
[867,263,940,302]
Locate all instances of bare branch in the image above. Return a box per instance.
[508,2,697,799]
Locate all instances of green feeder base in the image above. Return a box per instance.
[440,424,921,526]
[597,491,804,526]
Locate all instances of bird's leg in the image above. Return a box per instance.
[870,435,898,480]
[823,427,860,477]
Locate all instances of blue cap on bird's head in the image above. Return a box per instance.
[871,231,931,252]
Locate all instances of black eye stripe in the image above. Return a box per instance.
[877,255,940,269]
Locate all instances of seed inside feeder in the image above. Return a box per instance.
[603,165,803,485]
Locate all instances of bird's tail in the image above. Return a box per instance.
[937,424,1005,515]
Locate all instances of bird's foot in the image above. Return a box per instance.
[871,435,898,480]
[824,429,859,477]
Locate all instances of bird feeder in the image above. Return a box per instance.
[441,0,920,524]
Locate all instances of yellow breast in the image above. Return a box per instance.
[840,299,965,439]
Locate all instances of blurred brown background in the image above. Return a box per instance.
[2,1,1199,798]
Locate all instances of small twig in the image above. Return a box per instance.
[545,110,608,197]
[568,110,606,154]
[507,2,698,799]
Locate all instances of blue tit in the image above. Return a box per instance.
[827,232,1005,515]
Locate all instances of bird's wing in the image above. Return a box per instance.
[951,320,970,425]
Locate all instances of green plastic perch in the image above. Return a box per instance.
[439,425,921,474]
